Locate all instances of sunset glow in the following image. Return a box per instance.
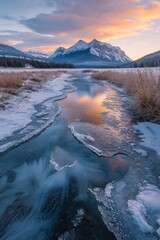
[0,0,160,59]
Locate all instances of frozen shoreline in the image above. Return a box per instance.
[0,71,75,152]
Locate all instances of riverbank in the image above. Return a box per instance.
[92,68,160,123]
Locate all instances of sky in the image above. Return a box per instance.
[0,0,160,60]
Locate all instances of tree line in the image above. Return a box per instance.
[0,56,74,68]
[132,57,160,68]
[122,55,160,68]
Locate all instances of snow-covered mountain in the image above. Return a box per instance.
[0,43,29,59]
[51,47,66,58]
[25,51,49,60]
[0,44,48,61]
[49,39,132,67]
[0,40,133,67]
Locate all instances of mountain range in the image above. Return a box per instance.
[49,39,132,67]
[0,44,30,59]
[25,51,49,60]
[0,44,49,61]
[0,40,160,68]
[0,40,131,67]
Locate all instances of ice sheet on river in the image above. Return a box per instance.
[69,121,137,157]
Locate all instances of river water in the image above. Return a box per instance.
[0,71,157,240]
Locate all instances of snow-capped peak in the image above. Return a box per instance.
[50,47,66,58]
[65,40,88,54]
[90,39,99,44]
[25,51,49,59]
[72,39,88,49]
[89,39,103,46]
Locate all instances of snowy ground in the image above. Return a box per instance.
[128,182,160,237]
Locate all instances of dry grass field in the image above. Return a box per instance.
[92,69,160,123]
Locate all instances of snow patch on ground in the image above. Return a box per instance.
[128,182,160,236]
[134,122,160,156]
[128,200,153,234]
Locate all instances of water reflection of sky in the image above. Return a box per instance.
[60,90,108,124]
[63,74,132,159]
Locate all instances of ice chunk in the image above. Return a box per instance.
[68,124,103,156]
[50,146,77,171]
[72,209,85,227]
[105,183,114,198]
[128,200,153,234]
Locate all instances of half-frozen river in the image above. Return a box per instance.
[0,70,160,240]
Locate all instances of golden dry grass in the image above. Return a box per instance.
[92,70,160,123]
[0,71,61,88]
[0,72,28,88]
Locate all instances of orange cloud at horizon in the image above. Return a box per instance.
[82,1,160,41]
